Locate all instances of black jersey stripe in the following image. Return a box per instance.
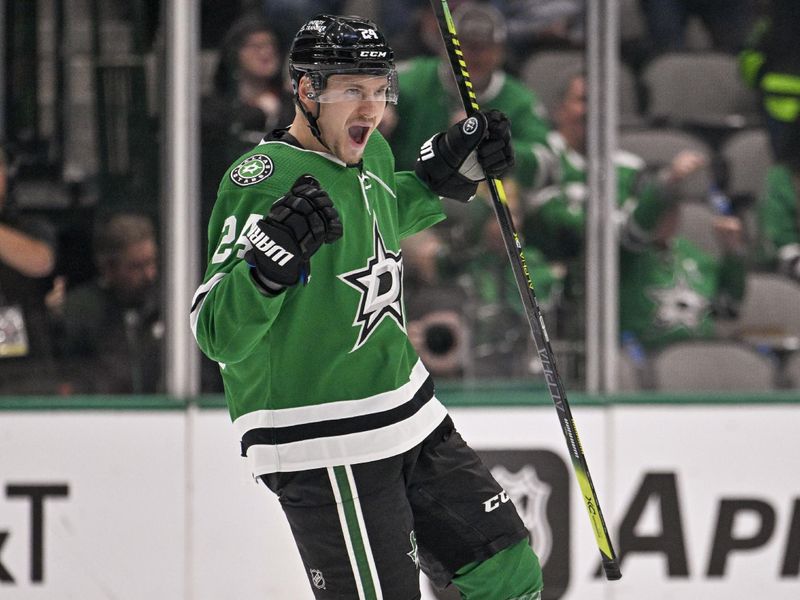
[240,377,434,456]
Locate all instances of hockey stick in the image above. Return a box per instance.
[429,0,622,581]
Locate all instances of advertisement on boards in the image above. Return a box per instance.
[1,404,799,599]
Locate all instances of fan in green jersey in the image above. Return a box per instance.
[191,13,542,600]
[524,72,747,360]
[388,2,550,190]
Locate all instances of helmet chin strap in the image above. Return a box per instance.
[295,92,363,169]
[295,88,333,154]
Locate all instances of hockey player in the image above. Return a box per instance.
[191,14,542,600]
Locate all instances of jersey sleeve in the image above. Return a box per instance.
[190,178,288,365]
[523,185,586,260]
[503,85,552,190]
[394,171,446,239]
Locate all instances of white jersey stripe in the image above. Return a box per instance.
[233,359,431,435]
[244,397,447,475]
[364,170,397,199]
[189,272,226,340]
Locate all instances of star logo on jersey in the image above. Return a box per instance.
[338,218,404,352]
[647,274,710,329]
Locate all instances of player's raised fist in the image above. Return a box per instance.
[245,175,342,294]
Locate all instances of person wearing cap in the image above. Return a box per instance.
[389,1,551,192]
[191,13,542,600]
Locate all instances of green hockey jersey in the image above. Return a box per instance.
[758,164,800,280]
[619,238,746,349]
[191,130,448,475]
[523,131,665,262]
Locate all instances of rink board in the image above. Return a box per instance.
[0,400,799,599]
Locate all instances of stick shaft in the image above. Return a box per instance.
[429,0,621,580]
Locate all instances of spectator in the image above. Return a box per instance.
[740,1,800,282]
[55,212,162,394]
[201,15,294,235]
[491,0,585,71]
[523,72,718,341]
[757,157,800,282]
[739,0,800,166]
[619,201,747,351]
[640,0,756,55]
[388,1,550,191]
[0,146,58,393]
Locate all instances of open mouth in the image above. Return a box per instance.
[348,125,369,146]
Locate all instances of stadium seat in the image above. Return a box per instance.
[727,272,800,342]
[618,347,651,391]
[652,340,776,391]
[720,128,773,202]
[520,50,641,126]
[619,127,713,201]
[642,52,760,129]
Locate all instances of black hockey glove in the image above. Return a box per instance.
[244,175,343,295]
[414,109,515,202]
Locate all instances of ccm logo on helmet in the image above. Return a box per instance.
[359,50,388,58]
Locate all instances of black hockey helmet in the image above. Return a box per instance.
[289,14,398,103]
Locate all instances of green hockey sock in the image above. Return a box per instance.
[451,539,543,600]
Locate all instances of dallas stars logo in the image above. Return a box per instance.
[230,154,274,186]
[647,273,710,329]
[338,218,404,352]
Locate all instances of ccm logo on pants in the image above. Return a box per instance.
[484,491,511,513]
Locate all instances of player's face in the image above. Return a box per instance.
[313,74,389,165]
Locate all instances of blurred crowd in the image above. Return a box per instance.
[2,0,800,394]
